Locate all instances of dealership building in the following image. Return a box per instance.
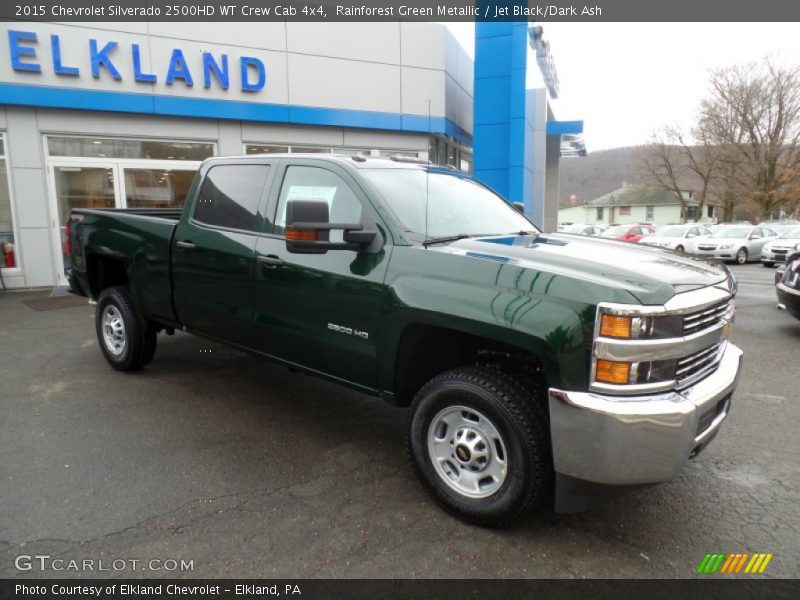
[0,21,580,288]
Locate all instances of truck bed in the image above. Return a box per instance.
[67,207,182,324]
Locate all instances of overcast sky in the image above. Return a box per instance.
[447,23,800,152]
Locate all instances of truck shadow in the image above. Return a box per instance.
[136,331,741,554]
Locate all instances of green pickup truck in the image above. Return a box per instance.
[65,154,743,526]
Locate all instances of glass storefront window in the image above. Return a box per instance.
[290,146,331,154]
[428,138,438,164]
[0,136,17,269]
[447,144,457,168]
[377,150,419,158]
[460,152,473,173]
[246,144,289,155]
[124,169,197,209]
[245,144,331,154]
[47,137,214,161]
[437,141,447,166]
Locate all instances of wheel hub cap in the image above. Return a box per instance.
[427,406,508,498]
[101,305,126,356]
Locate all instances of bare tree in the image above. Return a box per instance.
[701,58,800,220]
[678,124,722,222]
[640,128,689,222]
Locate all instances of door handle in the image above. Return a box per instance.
[257,254,285,268]
[176,240,197,249]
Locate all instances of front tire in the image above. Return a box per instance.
[735,247,748,264]
[762,261,775,268]
[675,245,684,253]
[95,286,157,371]
[407,367,551,527]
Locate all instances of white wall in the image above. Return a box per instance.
[0,22,473,130]
[559,204,717,226]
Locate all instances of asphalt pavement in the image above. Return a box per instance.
[1,263,797,578]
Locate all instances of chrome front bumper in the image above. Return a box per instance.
[549,342,743,487]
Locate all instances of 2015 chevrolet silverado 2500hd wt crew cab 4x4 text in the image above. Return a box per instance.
[64,155,743,526]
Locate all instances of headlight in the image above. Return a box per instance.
[593,305,686,391]
[596,308,681,340]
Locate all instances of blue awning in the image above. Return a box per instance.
[546,120,584,135]
[547,120,586,157]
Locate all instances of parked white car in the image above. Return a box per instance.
[639,224,712,253]
[694,226,778,264]
[761,226,800,267]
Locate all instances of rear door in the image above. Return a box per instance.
[251,160,391,390]
[172,161,273,346]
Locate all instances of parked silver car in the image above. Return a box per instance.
[694,225,778,264]
[761,226,800,267]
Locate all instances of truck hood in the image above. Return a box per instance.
[434,233,730,305]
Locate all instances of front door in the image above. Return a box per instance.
[252,161,390,390]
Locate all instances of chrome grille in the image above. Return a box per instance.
[683,299,732,336]
[676,342,725,386]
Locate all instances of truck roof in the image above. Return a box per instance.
[204,153,456,171]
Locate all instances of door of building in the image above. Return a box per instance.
[47,160,200,285]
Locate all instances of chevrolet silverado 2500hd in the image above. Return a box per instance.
[65,155,743,526]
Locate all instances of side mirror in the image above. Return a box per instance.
[512,202,525,214]
[285,199,379,254]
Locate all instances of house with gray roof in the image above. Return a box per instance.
[558,183,720,227]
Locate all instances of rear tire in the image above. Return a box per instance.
[735,247,748,265]
[407,367,551,527]
[95,286,157,372]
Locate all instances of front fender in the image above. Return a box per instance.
[378,247,636,392]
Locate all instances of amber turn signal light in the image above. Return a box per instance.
[595,359,631,384]
[286,228,317,241]
[599,314,632,338]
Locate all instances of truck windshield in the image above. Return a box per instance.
[363,169,537,240]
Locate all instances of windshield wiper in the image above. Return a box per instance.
[423,231,536,247]
[423,233,474,247]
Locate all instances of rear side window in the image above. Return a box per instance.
[194,165,270,232]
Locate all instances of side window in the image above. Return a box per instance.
[274,166,363,236]
[751,228,763,238]
[194,165,270,232]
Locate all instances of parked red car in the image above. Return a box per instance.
[600,224,656,243]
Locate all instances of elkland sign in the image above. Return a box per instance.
[6,29,267,92]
